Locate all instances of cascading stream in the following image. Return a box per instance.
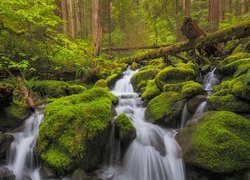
[99,69,185,180]
[6,109,44,180]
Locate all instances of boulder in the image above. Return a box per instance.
[0,167,15,180]
[176,111,250,173]
[37,88,117,172]
[0,83,14,107]
[187,95,207,113]
[146,91,185,127]
[0,133,14,160]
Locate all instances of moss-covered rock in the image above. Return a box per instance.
[131,62,140,70]
[0,101,32,132]
[207,93,250,113]
[114,113,136,147]
[131,69,159,92]
[176,111,250,173]
[181,81,204,98]
[28,80,85,98]
[37,88,116,172]
[0,83,14,107]
[217,53,250,76]
[0,132,13,159]
[141,80,161,102]
[94,79,108,88]
[155,62,197,90]
[146,91,185,126]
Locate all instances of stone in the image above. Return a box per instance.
[187,95,207,113]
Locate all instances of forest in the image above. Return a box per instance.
[0,0,250,180]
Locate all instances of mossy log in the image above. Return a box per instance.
[126,22,250,63]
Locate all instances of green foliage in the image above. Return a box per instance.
[94,79,108,88]
[37,88,116,171]
[191,111,250,172]
[146,91,185,125]
[219,13,250,30]
[181,81,204,98]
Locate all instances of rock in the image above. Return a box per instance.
[141,80,161,102]
[176,111,250,173]
[114,114,136,151]
[187,95,207,113]
[0,83,14,107]
[0,133,14,160]
[155,62,197,90]
[181,81,204,98]
[39,165,57,179]
[71,169,93,180]
[94,79,108,88]
[37,88,117,172]
[0,167,15,180]
[146,91,185,127]
[131,68,159,92]
[0,101,32,132]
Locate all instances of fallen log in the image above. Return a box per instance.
[102,44,172,52]
[125,22,250,63]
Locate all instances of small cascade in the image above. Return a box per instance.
[6,110,44,180]
[180,103,191,128]
[98,69,185,180]
[204,68,219,95]
[193,101,207,116]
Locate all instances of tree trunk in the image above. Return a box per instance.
[108,1,112,55]
[61,0,69,34]
[184,0,191,17]
[208,0,220,31]
[92,0,102,56]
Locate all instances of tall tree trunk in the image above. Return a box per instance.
[92,0,102,56]
[208,0,220,31]
[175,0,184,41]
[61,0,69,34]
[108,1,112,55]
[235,0,241,16]
[184,0,191,17]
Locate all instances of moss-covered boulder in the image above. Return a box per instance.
[131,62,140,70]
[176,111,250,173]
[217,53,250,76]
[94,79,108,88]
[131,69,159,92]
[37,88,116,172]
[146,91,185,126]
[155,62,197,90]
[0,83,14,107]
[141,80,161,102]
[114,113,136,146]
[187,95,207,113]
[28,80,86,98]
[181,81,204,98]
[0,101,32,132]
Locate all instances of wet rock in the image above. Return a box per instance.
[0,132,14,160]
[0,83,14,107]
[71,169,94,180]
[187,95,207,113]
[0,167,15,180]
[39,165,56,179]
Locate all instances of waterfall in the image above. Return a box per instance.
[98,69,185,180]
[6,109,44,180]
[180,103,190,128]
[193,101,207,116]
[204,68,219,95]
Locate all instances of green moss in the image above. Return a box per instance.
[146,91,185,125]
[207,94,250,113]
[6,100,29,119]
[114,113,135,140]
[37,87,115,171]
[191,111,250,172]
[181,81,204,98]
[245,69,250,85]
[131,69,159,92]
[106,73,120,87]
[217,52,250,75]
[28,80,85,98]
[94,79,107,88]
[163,83,183,92]
[131,62,140,70]
[155,62,197,90]
[141,80,161,101]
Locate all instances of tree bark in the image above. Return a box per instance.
[208,0,220,30]
[92,0,102,56]
[184,0,191,17]
[125,23,250,63]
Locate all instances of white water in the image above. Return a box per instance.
[99,69,185,180]
[193,101,207,116]
[7,110,44,180]
[180,103,190,128]
[204,68,219,94]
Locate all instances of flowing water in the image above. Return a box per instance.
[6,110,44,180]
[98,69,185,180]
[180,103,190,128]
[204,68,219,95]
